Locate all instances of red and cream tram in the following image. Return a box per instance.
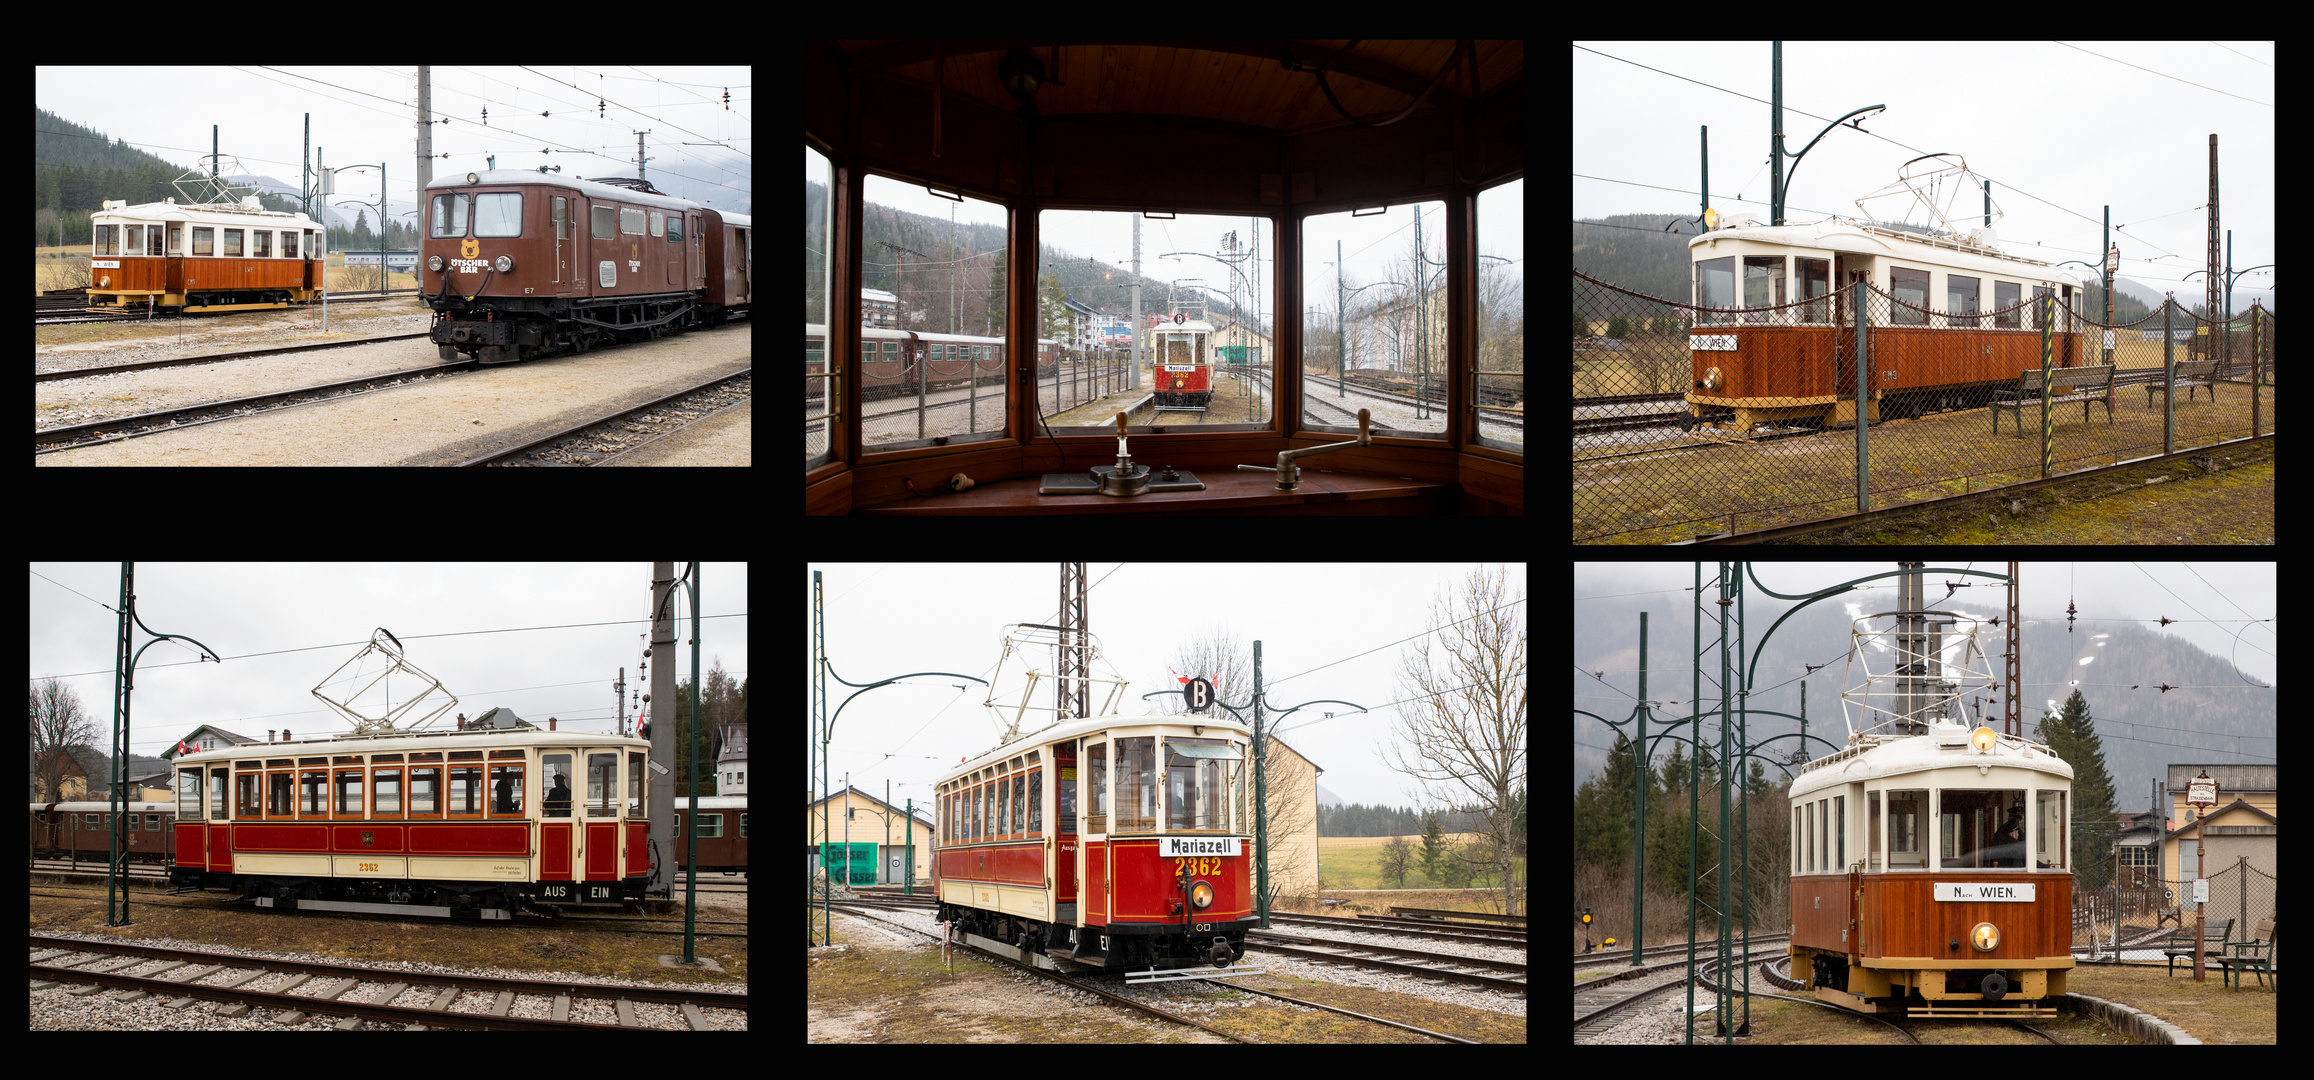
[169,716,652,919]
[1149,313,1215,411]
[933,710,1258,974]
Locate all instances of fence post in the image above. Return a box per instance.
[2038,291,2054,477]
[1854,278,1871,512]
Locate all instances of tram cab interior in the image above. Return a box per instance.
[806,41,1524,515]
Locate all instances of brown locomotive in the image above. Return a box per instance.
[422,171,750,363]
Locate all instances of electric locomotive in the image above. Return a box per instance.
[1788,596,2075,1018]
[422,170,750,364]
[932,709,1260,976]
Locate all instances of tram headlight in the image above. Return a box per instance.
[1971,921,2001,952]
[494,255,514,272]
[1190,880,1215,909]
[428,255,443,272]
[1971,726,1998,753]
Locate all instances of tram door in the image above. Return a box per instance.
[537,749,623,902]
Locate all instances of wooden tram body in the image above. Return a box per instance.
[87,197,325,313]
[932,711,1258,973]
[169,724,654,919]
[1684,218,2090,433]
[1787,718,2075,1018]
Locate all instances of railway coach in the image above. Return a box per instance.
[932,709,1259,977]
[1787,709,2075,1018]
[169,718,653,919]
[422,171,750,364]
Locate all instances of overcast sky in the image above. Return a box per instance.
[38,66,752,220]
[30,563,749,762]
[810,562,1525,815]
[1574,42,2273,309]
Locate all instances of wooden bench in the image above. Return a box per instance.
[2143,358,2220,407]
[1991,364,2116,434]
[2161,916,2233,977]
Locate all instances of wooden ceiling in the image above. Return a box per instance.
[832,41,1521,137]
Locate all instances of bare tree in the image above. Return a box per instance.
[30,677,97,801]
[1380,565,1527,915]
[1163,626,1316,914]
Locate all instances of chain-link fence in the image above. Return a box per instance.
[1574,268,2274,541]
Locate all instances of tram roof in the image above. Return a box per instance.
[1689,218,2091,287]
[173,726,648,765]
[1790,724,2073,799]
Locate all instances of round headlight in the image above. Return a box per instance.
[494,255,514,272]
[428,255,443,272]
[1971,726,1998,753]
[1190,880,1214,909]
[1971,921,2000,952]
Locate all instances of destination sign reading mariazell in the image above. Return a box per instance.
[1161,837,1240,857]
[1933,882,2037,902]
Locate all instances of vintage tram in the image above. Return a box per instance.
[1149,312,1215,412]
[87,196,325,313]
[1684,156,2092,434]
[1787,598,2075,1018]
[169,715,653,919]
[933,709,1259,976]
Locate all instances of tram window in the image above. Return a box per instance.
[2031,285,2054,331]
[1940,788,2025,869]
[300,769,326,816]
[1114,737,1156,833]
[432,194,470,238]
[1889,267,1930,326]
[1834,795,1846,870]
[2036,789,2066,869]
[1305,200,1443,437]
[628,752,646,818]
[1797,257,1831,324]
[805,145,836,470]
[1028,768,1042,835]
[1791,804,1802,874]
[1695,255,1737,321]
[1164,738,1237,831]
[1035,207,1274,436]
[861,175,1011,453]
[1947,274,1982,329]
[375,768,401,815]
[491,763,524,814]
[1804,800,1816,873]
[268,773,292,817]
[1885,789,1925,868]
[448,765,482,815]
[236,773,261,818]
[410,767,439,815]
[1011,774,1025,835]
[206,768,227,820]
[695,813,723,838]
[1994,281,2021,328]
[1742,255,1786,314]
[192,227,214,256]
[1087,741,1108,835]
[1868,790,1883,870]
[540,753,573,817]
[335,769,365,816]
